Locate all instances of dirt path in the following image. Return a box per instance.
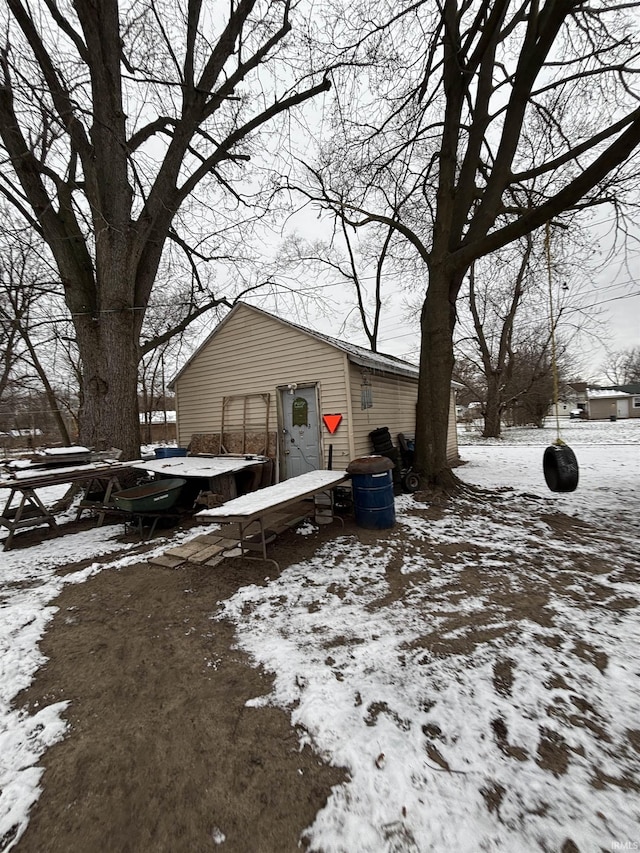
[14,536,346,853]
[10,491,639,852]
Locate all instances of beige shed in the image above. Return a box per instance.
[586,387,640,420]
[172,303,459,479]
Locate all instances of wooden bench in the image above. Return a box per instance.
[150,470,347,570]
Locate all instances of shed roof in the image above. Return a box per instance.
[587,388,630,399]
[587,383,640,399]
[172,302,422,385]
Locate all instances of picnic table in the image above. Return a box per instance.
[0,453,273,550]
[151,469,348,570]
[0,460,138,550]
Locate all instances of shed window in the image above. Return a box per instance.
[292,397,309,426]
[633,397,640,409]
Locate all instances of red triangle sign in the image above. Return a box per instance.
[322,414,343,434]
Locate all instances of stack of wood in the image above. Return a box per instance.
[148,498,313,569]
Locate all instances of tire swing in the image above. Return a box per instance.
[542,222,579,493]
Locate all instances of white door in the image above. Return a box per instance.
[280,386,321,479]
[617,398,630,418]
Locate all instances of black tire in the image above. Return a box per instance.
[543,444,579,493]
[402,471,420,493]
[369,427,391,440]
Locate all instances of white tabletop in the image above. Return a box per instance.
[198,469,347,520]
[0,460,138,488]
[131,455,267,479]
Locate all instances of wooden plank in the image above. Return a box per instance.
[185,537,239,564]
[191,532,224,545]
[214,537,244,550]
[166,534,223,558]
[149,554,186,568]
[189,543,230,563]
[150,533,237,567]
[0,462,136,491]
[272,514,308,534]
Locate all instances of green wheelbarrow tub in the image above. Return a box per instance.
[112,478,187,513]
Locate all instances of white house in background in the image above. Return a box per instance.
[139,410,177,442]
[138,411,177,425]
[171,303,459,480]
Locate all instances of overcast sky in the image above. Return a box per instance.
[252,204,639,385]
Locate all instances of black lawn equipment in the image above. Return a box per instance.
[368,427,419,493]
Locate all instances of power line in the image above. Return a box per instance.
[571,289,640,311]
[578,278,639,296]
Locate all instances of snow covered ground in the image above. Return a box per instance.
[222,419,640,852]
[0,418,638,851]
[458,417,640,540]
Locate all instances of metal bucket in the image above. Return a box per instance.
[346,455,396,529]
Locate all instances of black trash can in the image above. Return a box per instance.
[346,455,396,529]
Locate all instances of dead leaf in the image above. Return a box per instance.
[426,743,450,772]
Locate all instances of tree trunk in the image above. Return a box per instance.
[74,309,141,459]
[482,375,502,438]
[414,267,459,487]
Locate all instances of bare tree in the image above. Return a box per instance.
[302,0,640,487]
[454,222,598,437]
[0,292,21,403]
[278,213,407,351]
[0,0,330,457]
[0,230,76,444]
[456,333,572,431]
[465,240,536,438]
[137,286,210,445]
[504,345,556,429]
[602,346,640,384]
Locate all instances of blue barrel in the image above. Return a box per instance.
[346,455,396,529]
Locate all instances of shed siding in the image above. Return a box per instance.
[348,366,459,462]
[349,367,419,457]
[446,391,459,462]
[588,399,618,420]
[588,397,638,419]
[175,305,353,467]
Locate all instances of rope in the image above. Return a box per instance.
[545,222,563,446]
